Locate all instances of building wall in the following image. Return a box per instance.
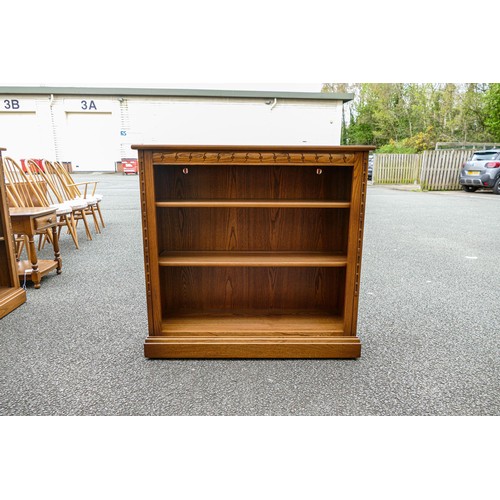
[0,93,344,171]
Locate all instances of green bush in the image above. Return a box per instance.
[376,140,417,154]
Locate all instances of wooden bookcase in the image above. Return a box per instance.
[0,148,26,318]
[133,145,374,358]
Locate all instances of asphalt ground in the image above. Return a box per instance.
[0,174,498,415]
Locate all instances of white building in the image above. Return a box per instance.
[0,87,353,172]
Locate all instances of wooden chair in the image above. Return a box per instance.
[42,160,99,238]
[53,161,105,230]
[25,159,80,249]
[2,157,77,254]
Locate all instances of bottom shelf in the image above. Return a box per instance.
[17,260,59,276]
[16,259,61,288]
[161,311,344,336]
[146,311,360,358]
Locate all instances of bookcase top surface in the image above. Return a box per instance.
[131,144,376,152]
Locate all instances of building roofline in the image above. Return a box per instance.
[0,86,354,102]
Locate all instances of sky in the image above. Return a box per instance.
[2,83,326,92]
[2,2,497,89]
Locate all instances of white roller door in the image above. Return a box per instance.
[0,112,43,159]
[64,112,116,171]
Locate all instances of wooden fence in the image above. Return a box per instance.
[373,149,474,191]
[373,154,421,184]
[419,149,472,191]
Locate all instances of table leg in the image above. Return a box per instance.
[51,226,62,274]
[27,234,41,289]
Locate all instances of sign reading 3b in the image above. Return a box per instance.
[1,98,36,112]
[4,99,20,109]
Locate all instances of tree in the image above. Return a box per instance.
[322,83,493,149]
[457,83,489,142]
[484,83,500,140]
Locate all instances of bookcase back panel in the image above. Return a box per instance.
[160,266,346,315]
[154,165,353,202]
[157,208,349,253]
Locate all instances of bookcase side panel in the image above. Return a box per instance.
[139,150,163,336]
[0,151,20,288]
[343,152,368,336]
[349,151,369,336]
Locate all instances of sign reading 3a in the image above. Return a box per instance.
[64,99,111,113]
[80,100,97,110]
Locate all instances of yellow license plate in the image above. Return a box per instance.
[467,171,480,175]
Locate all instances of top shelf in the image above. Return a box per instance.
[156,200,351,208]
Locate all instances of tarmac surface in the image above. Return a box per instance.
[1,174,498,415]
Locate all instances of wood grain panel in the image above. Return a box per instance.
[156,208,349,253]
[0,241,10,286]
[0,148,25,315]
[140,149,163,335]
[0,286,26,319]
[161,312,344,336]
[154,165,353,202]
[150,150,356,167]
[158,251,347,267]
[161,266,345,315]
[343,151,367,336]
[156,201,351,208]
[144,335,361,358]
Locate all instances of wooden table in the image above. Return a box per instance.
[9,207,62,289]
[0,147,26,317]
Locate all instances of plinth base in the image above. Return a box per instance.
[144,335,361,359]
[0,287,27,319]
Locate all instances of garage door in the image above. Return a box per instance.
[65,112,116,171]
[0,112,44,159]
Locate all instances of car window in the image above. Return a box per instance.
[472,152,498,161]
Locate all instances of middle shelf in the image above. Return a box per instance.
[158,251,348,267]
[156,200,351,208]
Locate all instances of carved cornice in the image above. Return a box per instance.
[152,151,355,166]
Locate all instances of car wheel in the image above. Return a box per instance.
[462,185,478,192]
[493,178,500,195]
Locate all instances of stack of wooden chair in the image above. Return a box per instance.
[3,157,105,254]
